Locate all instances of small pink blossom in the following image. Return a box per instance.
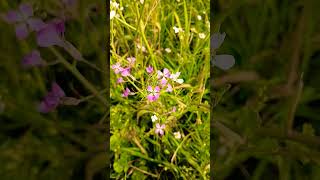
[155,123,166,136]
[166,83,173,92]
[117,77,124,84]
[147,86,160,102]
[146,65,153,74]
[120,67,131,77]
[157,68,170,79]
[111,62,123,74]
[126,57,136,66]
[160,77,167,87]
[121,88,131,97]
[38,82,66,113]
[22,50,45,68]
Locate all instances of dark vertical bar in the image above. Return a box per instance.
[210,0,215,179]
[105,0,111,179]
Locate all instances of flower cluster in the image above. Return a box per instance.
[111,56,185,136]
[2,2,81,113]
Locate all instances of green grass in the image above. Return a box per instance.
[110,0,210,179]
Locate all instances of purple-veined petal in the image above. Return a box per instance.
[161,124,165,129]
[15,23,29,40]
[2,10,22,23]
[159,129,164,135]
[19,3,33,18]
[27,18,46,31]
[213,54,235,70]
[211,32,226,49]
[156,123,160,128]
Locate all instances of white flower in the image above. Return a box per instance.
[137,44,146,52]
[111,1,119,9]
[170,72,184,84]
[110,10,116,20]
[151,115,158,122]
[165,48,171,53]
[197,15,202,20]
[174,132,181,139]
[140,0,144,4]
[199,33,206,39]
[173,26,183,34]
[120,7,124,11]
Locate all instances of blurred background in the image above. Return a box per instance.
[0,1,107,179]
[212,0,320,179]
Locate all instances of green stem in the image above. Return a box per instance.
[49,47,108,106]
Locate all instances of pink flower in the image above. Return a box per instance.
[127,57,136,66]
[38,82,66,113]
[22,50,45,68]
[166,84,173,92]
[111,62,123,74]
[120,67,131,77]
[117,77,124,84]
[155,123,165,136]
[2,3,46,40]
[160,77,167,87]
[122,88,131,97]
[147,86,160,102]
[157,68,170,79]
[146,65,153,74]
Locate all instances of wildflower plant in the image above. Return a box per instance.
[111,0,210,178]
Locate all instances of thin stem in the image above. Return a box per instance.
[49,47,108,106]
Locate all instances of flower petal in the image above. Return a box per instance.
[15,23,29,40]
[27,18,46,31]
[213,54,235,70]
[19,3,33,18]
[2,10,22,23]
[22,50,44,67]
[211,32,226,49]
[51,82,66,98]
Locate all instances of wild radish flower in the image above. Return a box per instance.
[166,84,173,92]
[151,115,158,122]
[170,72,184,84]
[137,44,146,52]
[117,77,124,84]
[121,88,131,97]
[110,10,116,20]
[172,106,176,112]
[22,50,45,68]
[120,67,131,77]
[2,3,46,40]
[36,18,66,48]
[165,48,171,53]
[157,68,170,79]
[140,0,144,4]
[38,82,65,113]
[155,123,165,136]
[197,15,202,20]
[111,62,123,74]
[127,57,136,66]
[174,132,181,139]
[147,86,160,102]
[146,65,153,74]
[110,1,119,9]
[199,33,206,39]
[173,26,183,33]
[160,77,168,87]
